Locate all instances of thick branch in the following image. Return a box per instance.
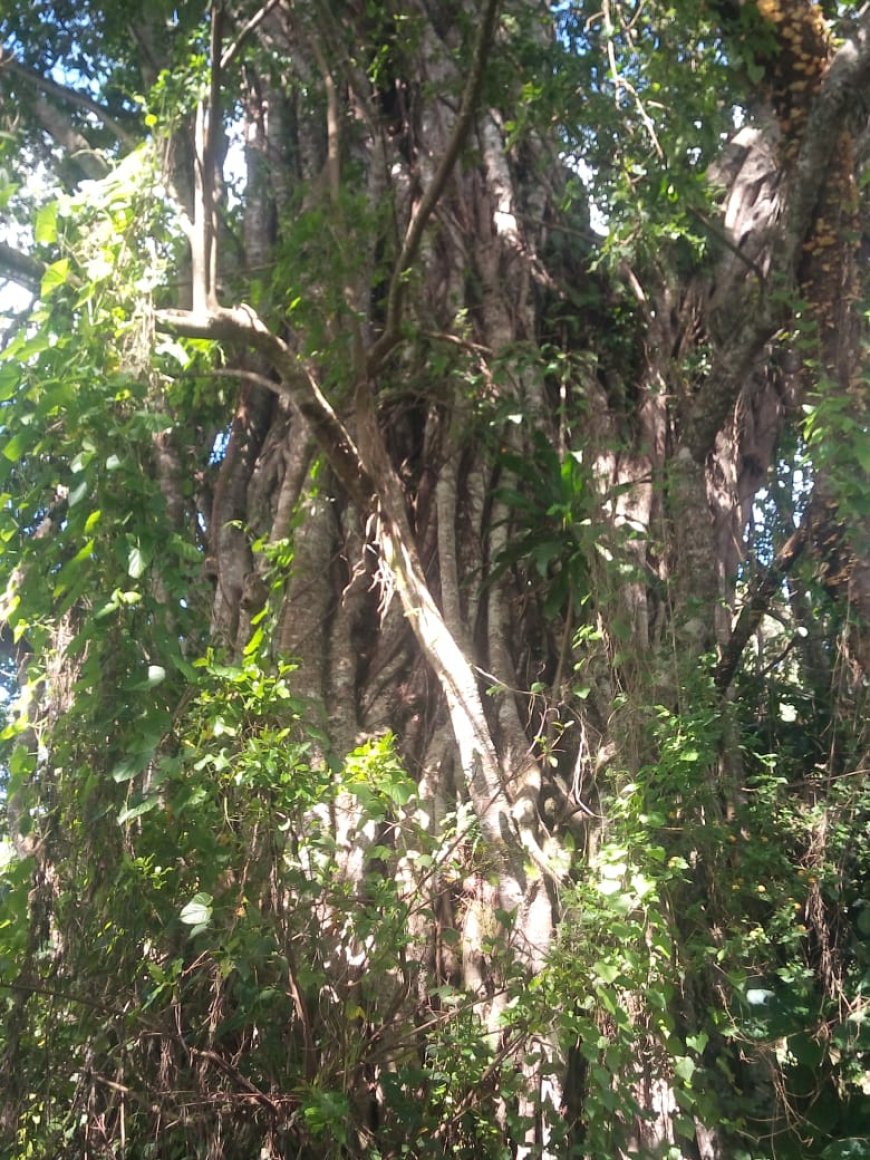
[33,94,109,180]
[156,306,372,510]
[366,0,501,371]
[714,518,809,690]
[685,12,870,462]
[354,384,518,861]
[0,242,43,293]
[0,51,136,147]
[221,0,282,71]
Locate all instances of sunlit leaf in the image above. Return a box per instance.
[180,894,213,927]
[40,258,70,297]
[34,201,58,244]
[117,795,159,823]
[128,543,149,579]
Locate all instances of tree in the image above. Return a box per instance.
[0,1,868,1157]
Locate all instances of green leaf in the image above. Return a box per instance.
[8,744,35,777]
[821,1143,870,1160]
[1,328,51,363]
[53,538,95,596]
[787,1032,824,1068]
[40,258,70,297]
[2,432,29,462]
[674,1056,696,1084]
[111,751,154,782]
[180,893,213,926]
[531,540,563,576]
[382,774,415,807]
[855,440,870,474]
[69,479,88,507]
[128,543,150,579]
[117,795,159,823]
[0,365,18,402]
[592,959,620,984]
[34,201,58,244]
[674,1115,696,1140]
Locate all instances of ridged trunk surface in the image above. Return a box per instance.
[1,2,868,1157]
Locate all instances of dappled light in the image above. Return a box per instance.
[0,2,868,1157]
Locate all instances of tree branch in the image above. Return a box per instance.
[0,50,137,147]
[684,11,870,462]
[714,517,809,690]
[221,0,282,71]
[0,241,44,292]
[32,93,109,180]
[366,0,501,372]
[155,305,372,510]
[190,2,225,312]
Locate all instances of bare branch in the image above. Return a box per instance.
[0,50,137,147]
[155,305,372,510]
[190,2,225,312]
[221,0,282,71]
[714,518,809,690]
[366,0,501,372]
[32,93,109,180]
[0,241,44,292]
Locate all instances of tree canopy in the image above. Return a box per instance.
[0,2,868,1158]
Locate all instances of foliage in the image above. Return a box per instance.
[1,1,869,1158]
[493,431,603,618]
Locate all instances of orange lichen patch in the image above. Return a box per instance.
[741,5,870,672]
[756,0,782,20]
[730,2,859,381]
[751,0,831,135]
[798,132,860,364]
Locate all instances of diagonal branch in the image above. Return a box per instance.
[221,0,282,71]
[32,94,109,180]
[684,10,870,462]
[156,306,373,511]
[714,517,809,690]
[158,314,523,869]
[350,1,527,865]
[366,0,501,372]
[0,50,137,147]
[0,241,44,293]
[157,302,522,864]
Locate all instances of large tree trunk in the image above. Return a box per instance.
[1,2,869,1157]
